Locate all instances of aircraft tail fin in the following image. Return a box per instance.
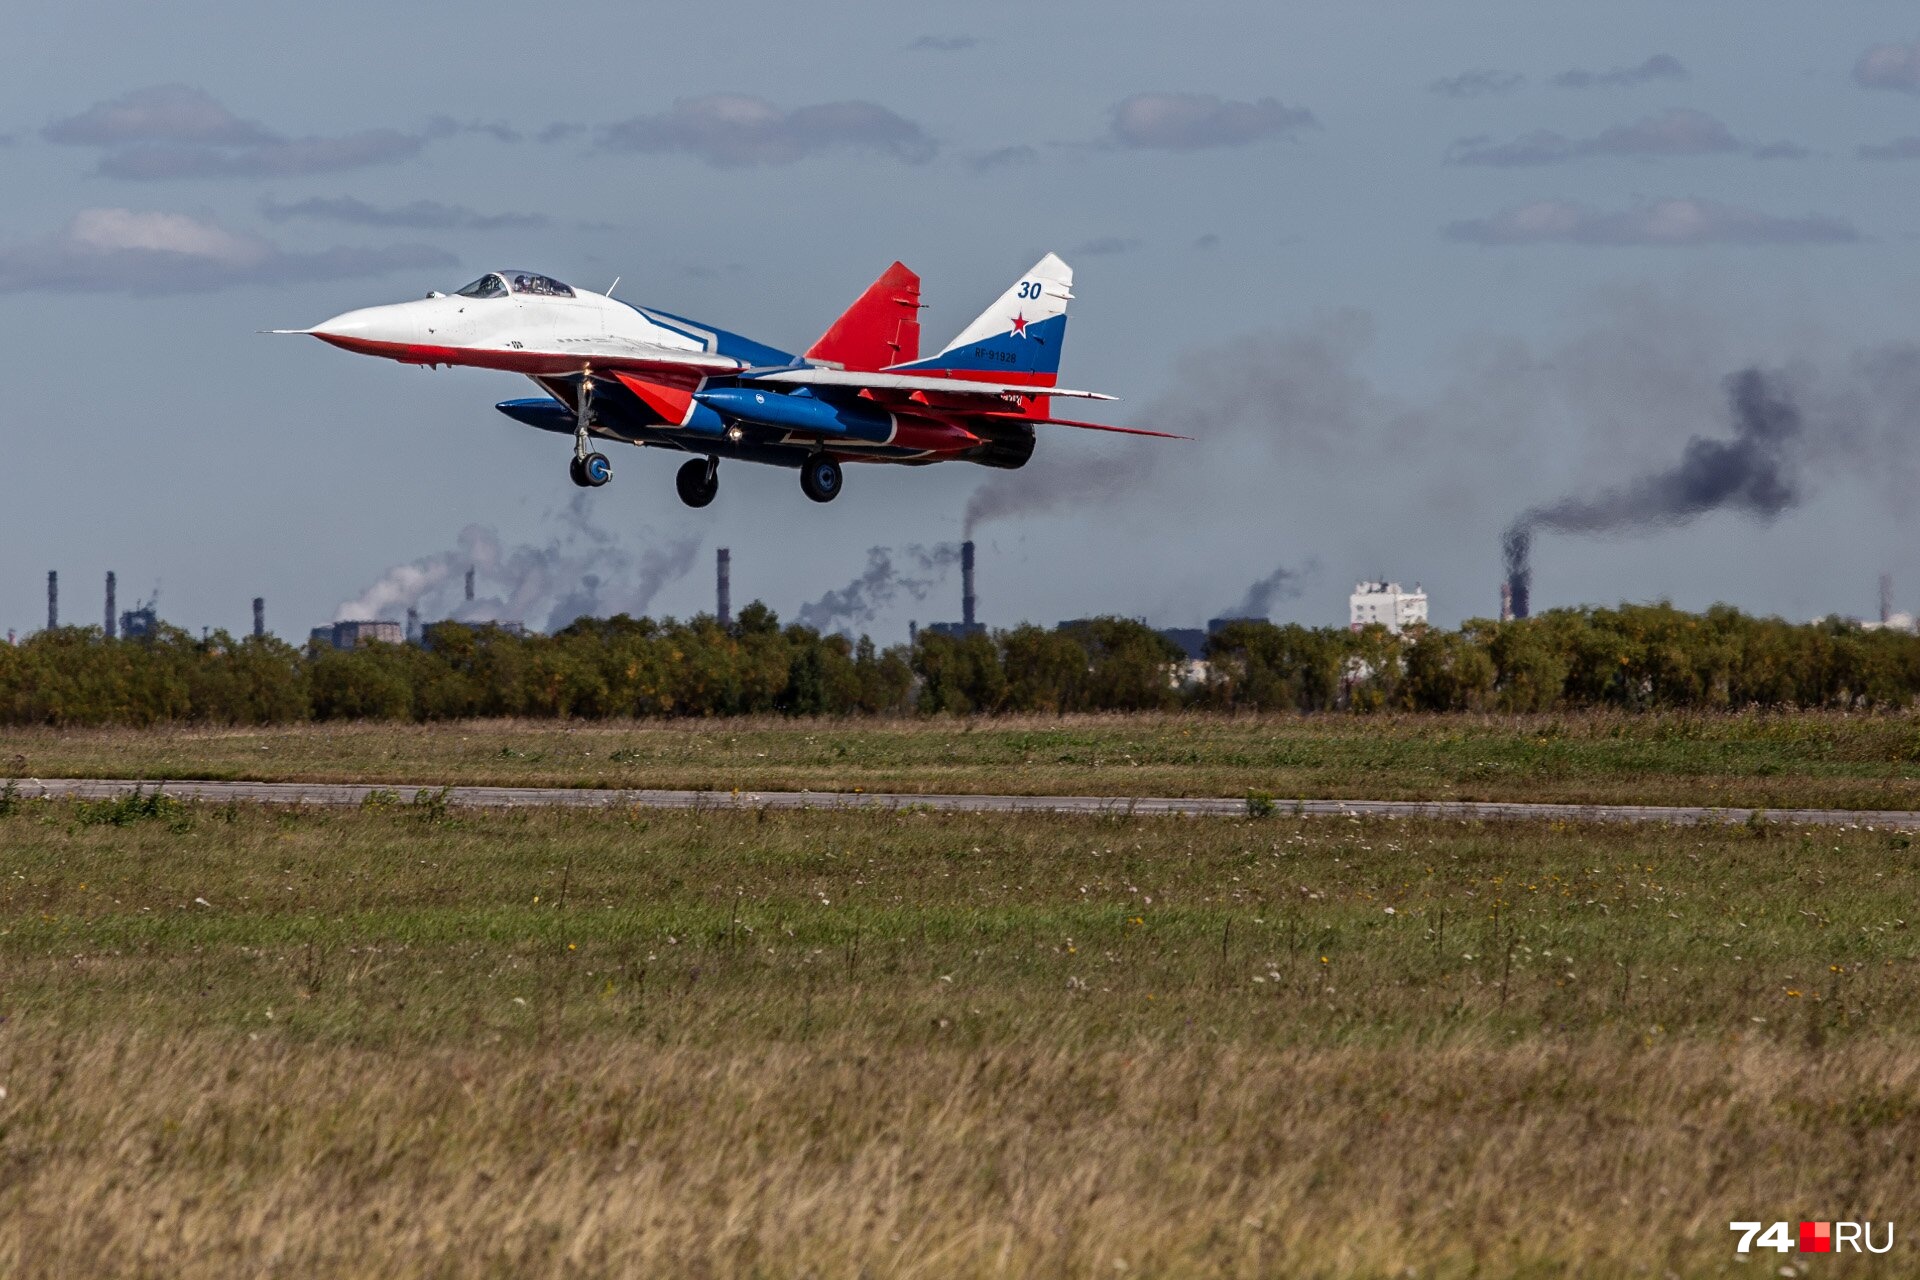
[893,252,1072,386]
[805,261,922,370]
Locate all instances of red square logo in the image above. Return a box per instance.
[1800,1221,1832,1253]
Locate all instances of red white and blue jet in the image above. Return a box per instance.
[283,255,1177,506]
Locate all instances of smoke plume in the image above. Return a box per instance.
[1502,367,1804,615]
[1222,559,1316,618]
[796,544,959,632]
[336,494,699,633]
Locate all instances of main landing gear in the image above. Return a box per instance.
[676,456,719,508]
[800,453,843,503]
[569,365,611,488]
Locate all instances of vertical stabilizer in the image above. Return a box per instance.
[894,253,1072,385]
[805,262,922,370]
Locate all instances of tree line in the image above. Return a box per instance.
[1,601,1916,726]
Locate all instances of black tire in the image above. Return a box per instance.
[676,458,718,508]
[800,454,842,504]
[568,456,590,488]
[581,452,613,487]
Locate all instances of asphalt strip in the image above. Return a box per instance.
[14,778,1920,829]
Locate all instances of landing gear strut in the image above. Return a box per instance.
[800,453,842,503]
[676,456,719,508]
[569,366,611,488]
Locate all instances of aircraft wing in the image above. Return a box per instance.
[743,367,1117,401]
[516,336,746,374]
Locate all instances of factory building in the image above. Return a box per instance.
[1349,581,1427,634]
[311,620,405,649]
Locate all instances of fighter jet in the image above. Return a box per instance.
[282,255,1178,506]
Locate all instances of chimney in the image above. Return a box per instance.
[1499,580,1513,624]
[716,547,732,627]
[405,606,420,644]
[252,597,265,639]
[465,567,476,603]
[105,572,117,639]
[908,620,919,647]
[47,571,57,631]
[1881,573,1894,625]
[961,540,977,631]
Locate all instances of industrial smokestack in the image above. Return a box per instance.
[717,547,732,627]
[47,571,57,631]
[105,572,117,639]
[1881,573,1894,626]
[961,540,977,630]
[405,606,420,643]
[253,597,265,639]
[1502,526,1531,620]
[465,567,476,603]
[1499,580,1513,624]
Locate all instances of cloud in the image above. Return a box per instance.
[1855,42,1920,94]
[1071,235,1142,256]
[1193,232,1221,250]
[44,84,276,146]
[96,132,426,179]
[1551,54,1688,89]
[966,144,1038,171]
[1752,141,1812,160]
[1861,136,1920,160]
[1429,70,1525,98]
[425,115,522,143]
[1447,108,1744,166]
[261,195,549,231]
[0,208,456,294]
[597,94,935,166]
[44,85,442,180]
[1445,198,1860,247]
[537,122,587,144]
[909,35,978,52]
[1107,92,1316,150]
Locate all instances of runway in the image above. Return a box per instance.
[15,777,1919,829]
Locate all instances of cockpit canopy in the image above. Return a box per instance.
[453,271,576,300]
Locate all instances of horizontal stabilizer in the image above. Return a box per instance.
[971,412,1188,440]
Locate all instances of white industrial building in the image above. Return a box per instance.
[1349,581,1428,634]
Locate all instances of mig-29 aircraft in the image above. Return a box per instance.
[282,254,1178,506]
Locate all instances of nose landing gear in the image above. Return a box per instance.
[676,456,719,508]
[567,365,611,488]
[570,452,612,487]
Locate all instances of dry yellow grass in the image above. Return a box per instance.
[6,1031,1917,1278]
[2,800,1916,1276]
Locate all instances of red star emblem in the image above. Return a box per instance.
[1009,311,1028,337]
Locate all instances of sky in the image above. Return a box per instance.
[2,0,1919,641]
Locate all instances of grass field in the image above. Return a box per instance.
[1,793,1916,1276]
[8,709,1920,810]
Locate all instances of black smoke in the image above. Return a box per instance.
[1503,367,1804,616]
[1222,560,1315,619]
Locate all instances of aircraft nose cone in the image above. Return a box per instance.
[310,303,419,352]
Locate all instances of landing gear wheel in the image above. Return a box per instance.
[676,457,719,508]
[574,451,611,488]
[800,454,842,504]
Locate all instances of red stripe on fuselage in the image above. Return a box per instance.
[311,333,710,386]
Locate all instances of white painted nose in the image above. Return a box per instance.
[309,302,425,354]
